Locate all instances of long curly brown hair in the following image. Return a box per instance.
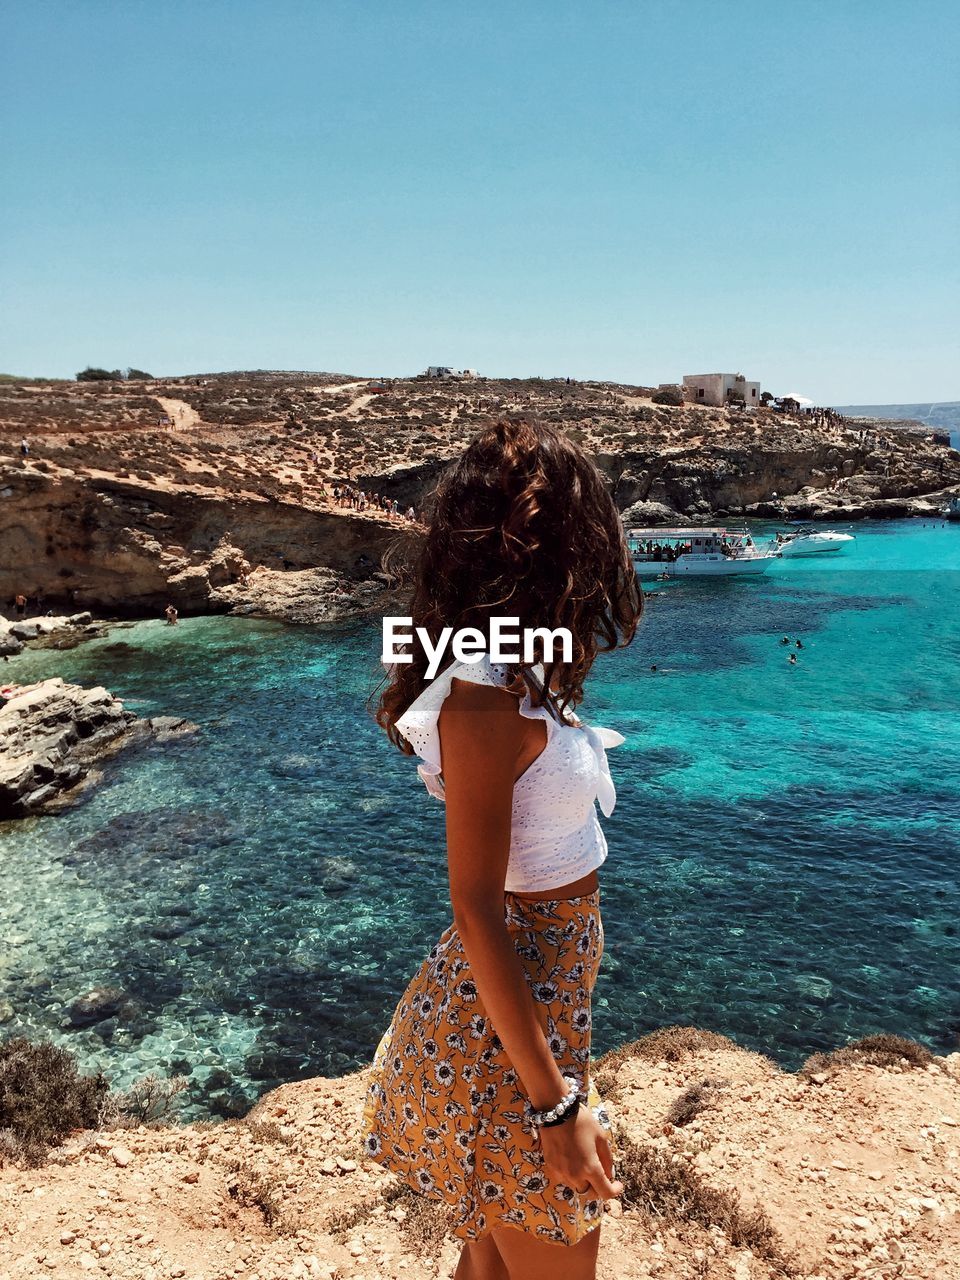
[376,418,642,751]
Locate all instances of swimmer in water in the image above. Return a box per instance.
[796,639,804,649]
[789,653,798,665]
[780,635,790,645]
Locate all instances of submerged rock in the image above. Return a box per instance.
[0,678,198,819]
[64,984,134,1028]
[69,806,238,862]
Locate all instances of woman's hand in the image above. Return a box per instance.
[538,1106,623,1202]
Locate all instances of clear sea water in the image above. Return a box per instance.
[2,519,958,1118]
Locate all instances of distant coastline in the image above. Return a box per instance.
[832,399,960,452]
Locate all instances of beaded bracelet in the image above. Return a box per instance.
[540,1097,580,1129]
[527,1075,583,1129]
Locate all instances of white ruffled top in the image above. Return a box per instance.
[395,655,625,893]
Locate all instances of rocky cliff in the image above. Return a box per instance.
[0,462,407,620]
[2,373,958,621]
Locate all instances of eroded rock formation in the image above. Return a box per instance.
[0,677,197,817]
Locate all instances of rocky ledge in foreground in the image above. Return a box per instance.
[0,677,197,818]
[1,1031,957,1279]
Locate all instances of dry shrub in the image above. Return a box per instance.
[593,1027,739,1097]
[614,1127,795,1274]
[241,1117,296,1147]
[325,1182,455,1258]
[802,1033,933,1078]
[665,1078,728,1129]
[323,1182,405,1237]
[100,1072,188,1128]
[394,1184,458,1256]
[0,1037,109,1167]
[225,1164,298,1233]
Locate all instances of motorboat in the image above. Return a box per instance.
[774,528,855,557]
[943,496,960,521]
[627,527,779,577]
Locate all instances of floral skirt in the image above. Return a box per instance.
[360,890,612,1246]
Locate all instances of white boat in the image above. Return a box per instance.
[942,496,960,522]
[627,527,779,577]
[774,528,855,557]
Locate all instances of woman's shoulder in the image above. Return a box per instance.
[396,656,518,734]
[446,653,513,689]
[393,655,524,800]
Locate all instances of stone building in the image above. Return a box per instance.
[423,366,480,380]
[682,372,761,408]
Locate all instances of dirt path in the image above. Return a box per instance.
[309,381,370,397]
[155,398,201,430]
[341,392,375,417]
[618,393,657,408]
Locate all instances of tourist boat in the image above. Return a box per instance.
[774,528,856,557]
[943,495,960,522]
[627,527,779,576]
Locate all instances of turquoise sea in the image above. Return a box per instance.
[2,520,958,1118]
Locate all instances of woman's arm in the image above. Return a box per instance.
[439,678,621,1201]
[439,677,567,1110]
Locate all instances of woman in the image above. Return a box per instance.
[362,419,641,1279]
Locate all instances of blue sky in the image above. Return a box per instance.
[2,1,957,403]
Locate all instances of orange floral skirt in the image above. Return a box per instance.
[360,890,612,1246]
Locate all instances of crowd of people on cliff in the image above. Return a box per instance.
[764,402,846,427]
[807,406,845,427]
[332,483,416,521]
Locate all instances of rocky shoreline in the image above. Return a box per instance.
[1,1030,957,1279]
[0,676,197,818]
[0,610,108,657]
[211,565,406,627]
